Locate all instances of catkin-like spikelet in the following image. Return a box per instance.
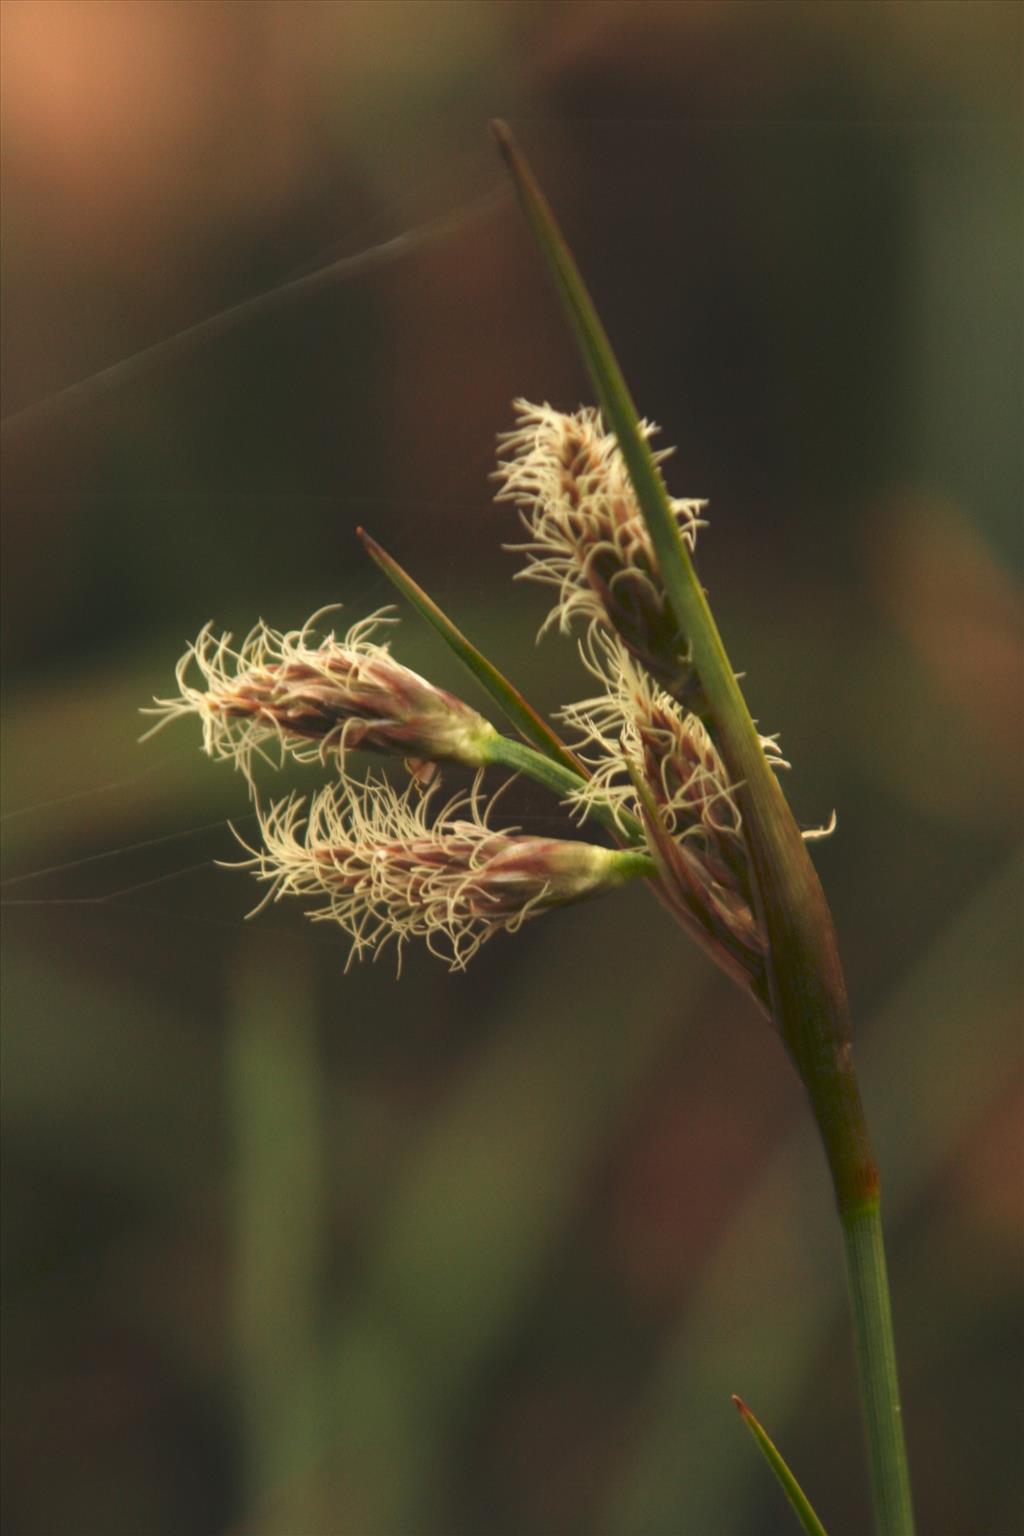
[494,400,705,696]
[233,773,643,972]
[141,608,497,784]
[560,628,791,968]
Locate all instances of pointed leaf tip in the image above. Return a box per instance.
[356,526,586,777]
[733,1396,829,1536]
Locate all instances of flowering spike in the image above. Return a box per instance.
[494,399,706,697]
[141,608,498,784]
[232,773,652,972]
[559,629,790,971]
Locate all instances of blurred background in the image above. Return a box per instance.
[2,3,1021,1533]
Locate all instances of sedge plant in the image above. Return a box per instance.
[144,124,914,1534]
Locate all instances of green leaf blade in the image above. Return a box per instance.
[491,119,876,1214]
[489,120,783,805]
[357,529,657,845]
[732,1395,829,1536]
[494,121,915,1535]
[357,526,584,778]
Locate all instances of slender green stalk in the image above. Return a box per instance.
[732,1395,829,1536]
[605,848,659,884]
[481,732,645,844]
[490,118,874,1209]
[491,120,915,1534]
[842,1200,915,1534]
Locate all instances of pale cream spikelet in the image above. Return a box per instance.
[559,629,790,967]
[234,773,644,973]
[141,607,498,784]
[494,399,706,693]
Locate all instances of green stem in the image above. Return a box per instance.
[606,847,659,884]
[841,1200,915,1536]
[491,121,915,1536]
[482,733,646,844]
[491,118,874,1209]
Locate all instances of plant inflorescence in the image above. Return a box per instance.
[143,124,915,1535]
[146,400,811,992]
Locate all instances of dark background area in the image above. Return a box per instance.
[2,4,1022,1533]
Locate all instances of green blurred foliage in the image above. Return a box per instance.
[2,4,1021,1534]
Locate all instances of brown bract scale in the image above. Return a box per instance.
[141,609,497,784]
[495,400,706,700]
